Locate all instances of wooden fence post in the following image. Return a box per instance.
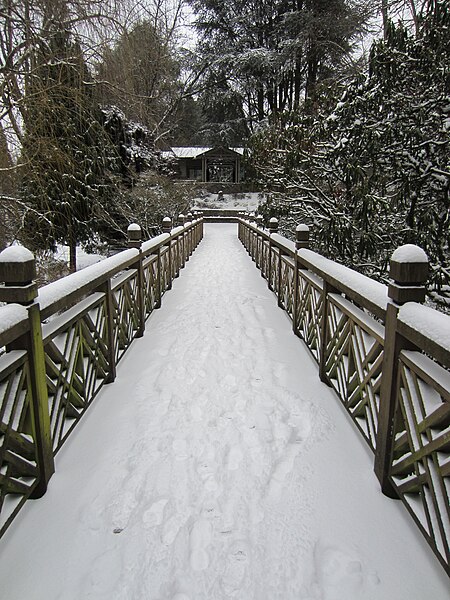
[187,213,194,258]
[173,229,181,279]
[127,223,145,337]
[319,280,339,384]
[97,278,117,383]
[268,217,278,289]
[185,213,193,262]
[178,214,186,269]
[374,244,429,497]
[293,225,310,335]
[0,246,55,498]
[256,216,264,270]
[162,217,173,291]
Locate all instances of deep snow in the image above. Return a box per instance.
[0,224,447,599]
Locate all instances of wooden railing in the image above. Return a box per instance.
[0,216,203,537]
[239,217,450,575]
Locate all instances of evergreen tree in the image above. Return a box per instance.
[251,1,450,307]
[96,19,182,139]
[21,18,115,272]
[188,0,372,130]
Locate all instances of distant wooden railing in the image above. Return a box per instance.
[238,217,450,575]
[199,208,248,223]
[0,215,203,537]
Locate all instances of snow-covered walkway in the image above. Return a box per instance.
[0,224,447,599]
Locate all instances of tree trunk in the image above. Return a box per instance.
[294,57,302,110]
[305,40,318,110]
[69,239,77,273]
[381,0,389,40]
[257,87,265,121]
[407,0,420,36]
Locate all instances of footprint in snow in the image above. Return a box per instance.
[142,499,168,527]
[227,445,244,471]
[189,518,212,571]
[190,405,203,422]
[266,444,302,503]
[172,438,189,460]
[221,540,250,596]
[312,542,379,600]
[161,512,187,546]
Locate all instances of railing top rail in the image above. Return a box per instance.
[0,304,29,347]
[398,302,450,369]
[271,233,296,256]
[36,219,201,321]
[238,218,388,320]
[38,248,139,321]
[0,219,202,334]
[297,248,388,320]
[141,233,170,254]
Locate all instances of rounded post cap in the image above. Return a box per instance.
[268,217,279,233]
[296,224,309,232]
[127,223,142,244]
[162,216,173,233]
[127,223,142,248]
[390,244,428,284]
[0,245,36,284]
[388,244,428,304]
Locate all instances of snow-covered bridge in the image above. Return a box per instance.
[0,219,448,599]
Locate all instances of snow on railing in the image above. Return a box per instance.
[238,216,450,576]
[0,216,204,538]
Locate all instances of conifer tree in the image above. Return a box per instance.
[187,0,372,131]
[21,16,115,272]
[251,1,450,306]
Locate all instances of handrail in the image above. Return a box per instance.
[0,217,204,537]
[238,217,449,575]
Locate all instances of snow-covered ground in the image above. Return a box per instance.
[55,245,105,270]
[193,191,262,211]
[0,224,447,599]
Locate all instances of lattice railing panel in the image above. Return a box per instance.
[279,256,295,319]
[44,297,110,451]
[0,351,38,535]
[171,240,180,279]
[261,240,270,279]
[143,255,159,317]
[160,247,171,298]
[390,350,450,567]
[325,295,384,450]
[295,270,323,361]
[250,231,258,261]
[112,271,140,362]
[270,248,280,292]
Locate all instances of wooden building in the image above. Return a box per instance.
[163,146,244,183]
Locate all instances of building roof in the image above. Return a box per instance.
[162,146,244,159]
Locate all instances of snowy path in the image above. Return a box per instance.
[0,224,448,599]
